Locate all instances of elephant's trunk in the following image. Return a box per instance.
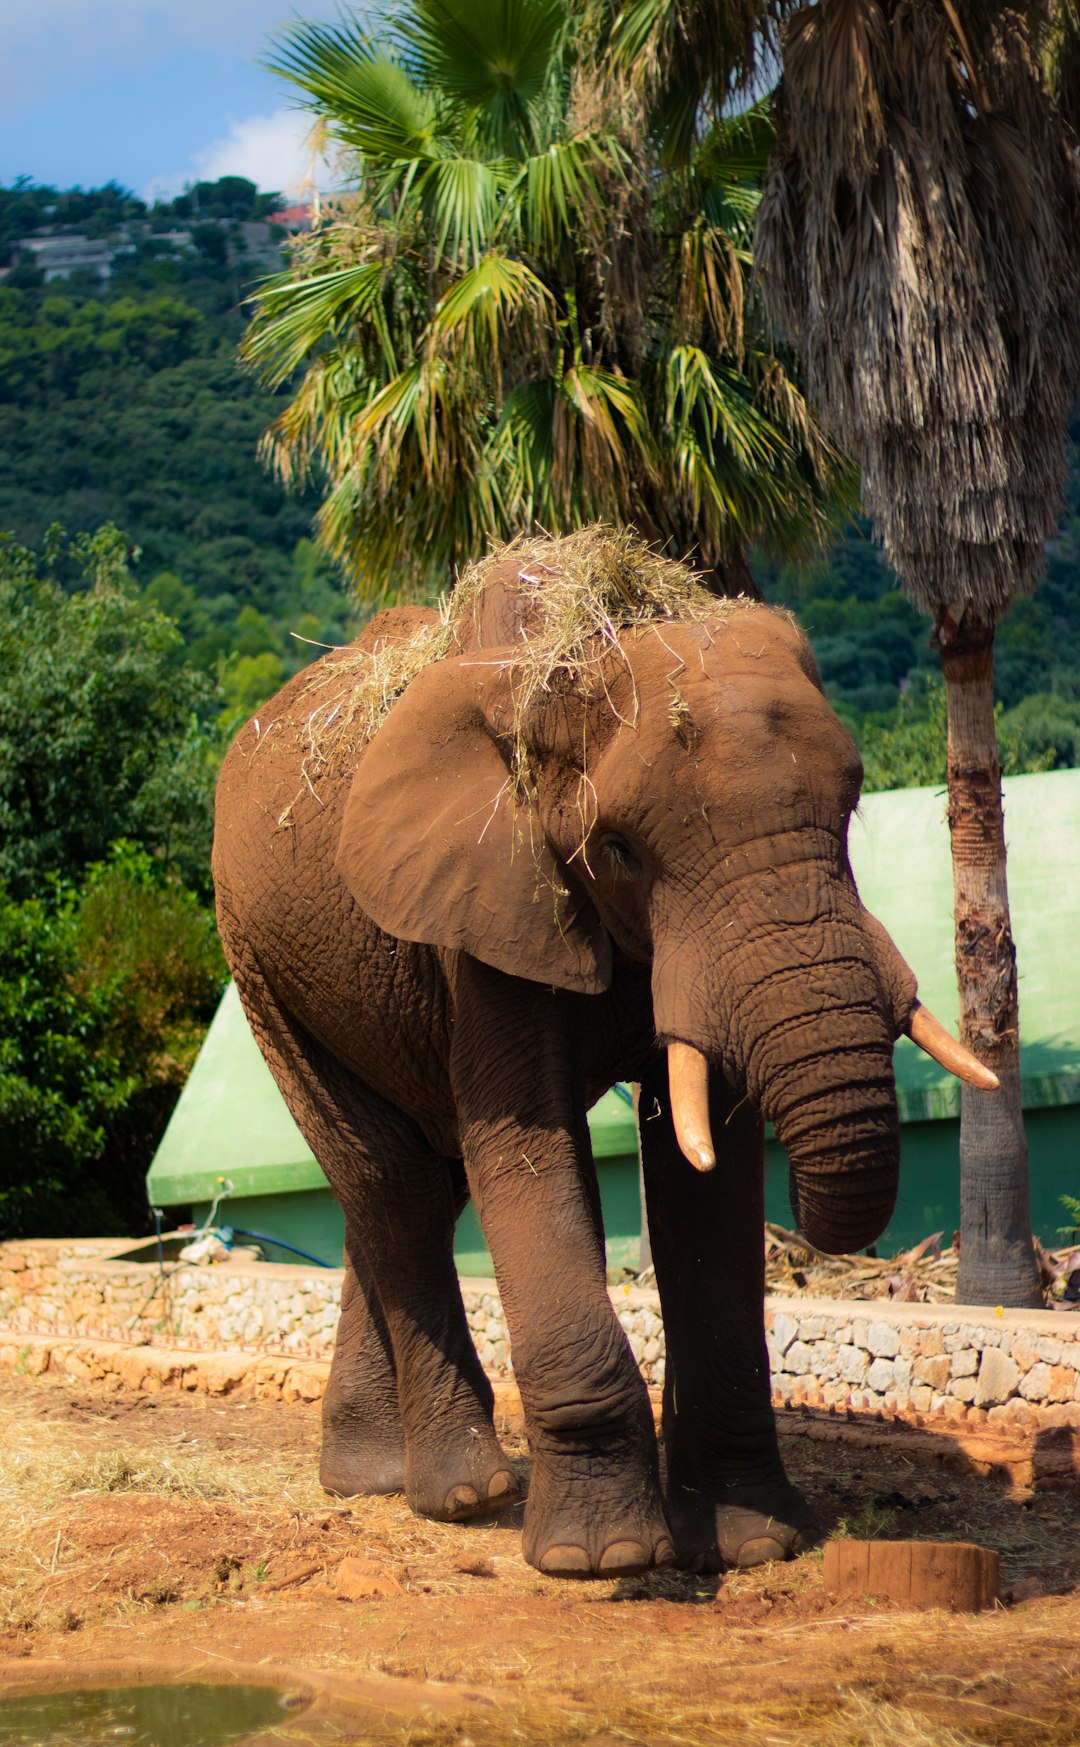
[655,872,997,1252]
[743,955,901,1255]
[657,913,904,1252]
[768,1059,900,1256]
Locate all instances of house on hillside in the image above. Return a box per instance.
[267,204,314,235]
[18,234,120,281]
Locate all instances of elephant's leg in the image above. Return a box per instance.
[639,1060,819,1571]
[320,1231,405,1497]
[233,971,520,1523]
[452,960,673,1579]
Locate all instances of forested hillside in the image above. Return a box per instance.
[3,178,1079,779]
[1,175,1077,1239]
[0,178,362,732]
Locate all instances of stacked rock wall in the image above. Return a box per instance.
[765,1300,1080,1435]
[2,1241,1078,1441]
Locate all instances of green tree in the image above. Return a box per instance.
[859,678,1056,793]
[0,525,218,899]
[1000,691,1080,770]
[0,291,203,400]
[192,222,228,266]
[0,846,226,1238]
[218,650,288,732]
[242,0,847,599]
[0,884,127,1236]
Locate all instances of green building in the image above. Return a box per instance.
[148,769,1080,1268]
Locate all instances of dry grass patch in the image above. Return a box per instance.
[358,1685,1052,1747]
[0,1372,1077,1747]
[0,1433,333,1632]
[0,1440,328,1513]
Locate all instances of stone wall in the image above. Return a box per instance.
[0,1240,669,1384]
[765,1300,1080,1436]
[3,1240,1078,1441]
[0,1240,340,1358]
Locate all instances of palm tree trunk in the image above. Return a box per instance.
[939,621,1042,1308]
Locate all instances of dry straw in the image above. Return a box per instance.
[296,524,735,789]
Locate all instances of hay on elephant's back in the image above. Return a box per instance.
[299,615,457,786]
[301,526,730,783]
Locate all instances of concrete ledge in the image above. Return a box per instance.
[0,1241,667,1383]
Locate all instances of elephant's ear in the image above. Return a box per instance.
[335,655,612,993]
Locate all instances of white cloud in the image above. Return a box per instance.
[146,107,326,203]
[197,109,320,193]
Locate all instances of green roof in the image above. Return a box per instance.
[148,981,331,1205]
[149,769,1080,1205]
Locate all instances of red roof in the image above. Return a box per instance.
[268,204,314,228]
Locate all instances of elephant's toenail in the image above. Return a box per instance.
[733,1535,787,1568]
[445,1484,480,1513]
[654,1538,676,1568]
[538,1544,591,1576]
[487,1470,517,1501]
[597,1540,649,1574]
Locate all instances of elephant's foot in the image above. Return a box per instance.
[666,1471,820,1572]
[405,1426,521,1524]
[320,1419,407,1499]
[522,1463,675,1579]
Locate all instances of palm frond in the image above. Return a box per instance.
[241,262,388,385]
[269,24,439,164]
[258,348,361,489]
[605,0,783,163]
[486,378,558,526]
[431,251,553,379]
[402,0,567,151]
[513,131,618,253]
[697,103,776,186]
[424,156,504,261]
[665,346,778,470]
[563,365,654,455]
[674,222,746,354]
[552,365,657,520]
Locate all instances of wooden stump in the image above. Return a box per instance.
[823,1540,1000,1612]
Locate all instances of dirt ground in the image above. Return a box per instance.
[0,1371,1078,1746]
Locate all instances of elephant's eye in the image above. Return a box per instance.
[599,832,641,877]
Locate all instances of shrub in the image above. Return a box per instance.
[0,846,225,1238]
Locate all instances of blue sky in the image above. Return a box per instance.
[0,2,347,202]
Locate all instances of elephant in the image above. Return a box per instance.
[212,530,994,1579]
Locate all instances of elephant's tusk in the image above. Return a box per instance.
[906,1002,1000,1090]
[667,1041,716,1171]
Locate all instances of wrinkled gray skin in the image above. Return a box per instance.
[213,575,920,1579]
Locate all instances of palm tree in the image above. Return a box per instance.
[241,0,847,601]
[750,1,1080,1306]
